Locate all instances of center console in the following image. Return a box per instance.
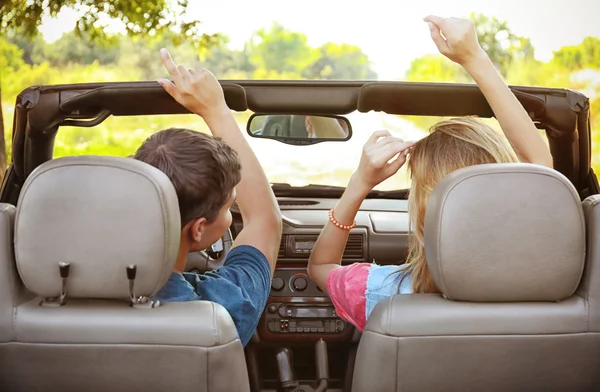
[258,266,355,343]
[240,200,409,390]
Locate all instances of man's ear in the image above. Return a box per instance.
[188,217,207,244]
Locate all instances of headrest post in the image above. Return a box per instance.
[126,264,137,305]
[58,261,70,306]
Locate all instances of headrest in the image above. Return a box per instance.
[425,163,585,302]
[15,156,181,300]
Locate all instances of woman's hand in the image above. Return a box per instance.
[352,130,415,193]
[423,15,488,69]
[157,48,229,122]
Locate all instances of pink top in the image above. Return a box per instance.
[326,263,413,332]
[326,263,371,331]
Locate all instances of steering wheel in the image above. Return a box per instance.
[184,229,233,273]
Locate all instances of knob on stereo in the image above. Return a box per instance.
[271,277,285,291]
[292,276,308,291]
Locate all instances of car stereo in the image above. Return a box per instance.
[289,235,318,256]
[264,303,348,334]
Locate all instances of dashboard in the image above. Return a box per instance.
[230,197,410,343]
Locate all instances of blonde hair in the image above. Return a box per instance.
[403,117,519,293]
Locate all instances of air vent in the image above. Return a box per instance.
[278,200,320,207]
[278,235,286,258]
[343,234,364,259]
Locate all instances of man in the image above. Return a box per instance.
[134,49,282,346]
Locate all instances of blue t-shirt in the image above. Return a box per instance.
[153,245,271,346]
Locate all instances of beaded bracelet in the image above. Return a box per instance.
[328,208,356,230]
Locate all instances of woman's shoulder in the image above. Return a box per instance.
[366,264,413,295]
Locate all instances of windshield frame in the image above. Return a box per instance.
[3,80,594,205]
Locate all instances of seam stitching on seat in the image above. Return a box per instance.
[3,208,19,341]
[581,201,596,331]
[211,302,220,345]
[206,345,210,392]
[386,297,392,335]
[395,338,400,392]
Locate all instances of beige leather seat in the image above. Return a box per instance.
[352,163,600,392]
[0,156,249,392]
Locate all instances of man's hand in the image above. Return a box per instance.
[423,15,488,68]
[352,130,415,193]
[158,48,229,121]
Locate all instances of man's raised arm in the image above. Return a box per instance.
[158,48,282,272]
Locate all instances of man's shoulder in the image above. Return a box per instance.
[154,272,200,302]
[224,244,270,269]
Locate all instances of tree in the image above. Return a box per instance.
[305,42,377,80]
[0,37,25,174]
[29,31,120,67]
[247,22,317,77]
[470,13,534,77]
[405,54,467,83]
[0,0,219,178]
[202,42,255,79]
[551,37,600,71]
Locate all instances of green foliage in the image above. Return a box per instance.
[245,23,376,80]
[31,31,120,66]
[0,36,24,71]
[306,42,376,80]
[405,54,467,83]
[248,22,318,78]
[0,12,598,183]
[406,13,537,83]
[470,13,534,76]
[0,0,214,46]
[551,37,600,71]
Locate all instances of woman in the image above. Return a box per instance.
[307,15,553,331]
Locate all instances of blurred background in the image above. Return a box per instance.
[1,0,598,190]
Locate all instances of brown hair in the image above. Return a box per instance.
[134,128,241,226]
[402,118,519,293]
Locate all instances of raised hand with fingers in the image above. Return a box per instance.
[423,15,487,68]
[157,48,228,121]
[354,130,416,192]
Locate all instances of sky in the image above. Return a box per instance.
[38,0,600,80]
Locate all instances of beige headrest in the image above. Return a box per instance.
[425,163,585,302]
[15,156,181,300]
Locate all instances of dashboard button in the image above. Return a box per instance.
[267,304,277,313]
[271,277,285,291]
[292,276,308,291]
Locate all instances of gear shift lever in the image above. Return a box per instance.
[275,348,298,392]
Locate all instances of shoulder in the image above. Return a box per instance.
[225,245,269,266]
[154,273,200,302]
[363,264,412,320]
[366,264,412,294]
[221,245,271,276]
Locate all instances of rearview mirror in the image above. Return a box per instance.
[247,114,352,145]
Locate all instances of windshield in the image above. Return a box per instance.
[51,111,520,191]
[51,111,429,190]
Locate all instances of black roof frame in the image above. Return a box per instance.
[1,80,596,204]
